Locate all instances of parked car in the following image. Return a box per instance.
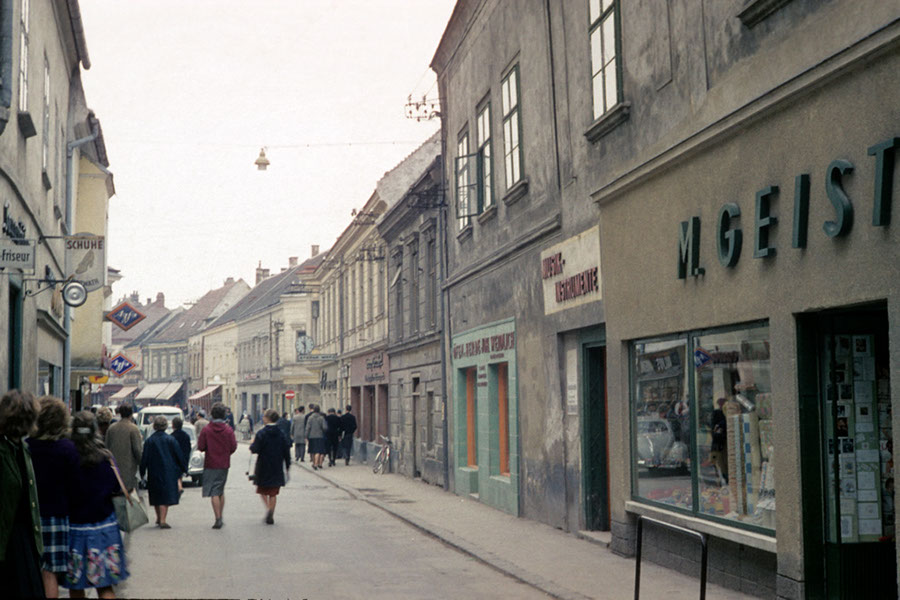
[181,423,205,486]
[136,405,184,440]
[636,416,688,470]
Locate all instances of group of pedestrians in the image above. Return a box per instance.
[0,390,129,599]
[288,403,357,469]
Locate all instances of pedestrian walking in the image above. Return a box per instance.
[65,410,130,598]
[339,405,358,465]
[305,405,327,470]
[324,408,342,467]
[139,416,186,529]
[193,411,209,439]
[290,406,306,462]
[27,397,79,598]
[0,390,45,598]
[276,411,291,442]
[170,416,191,495]
[304,403,314,457]
[197,402,237,529]
[96,407,114,439]
[238,413,251,441]
[105,405,142,494]
[225,407,235,431]
[249,409,291,524]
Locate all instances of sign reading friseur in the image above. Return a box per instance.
[540,225,602,315]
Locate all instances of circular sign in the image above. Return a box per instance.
[62,281,88,307]
[284,390,296,400]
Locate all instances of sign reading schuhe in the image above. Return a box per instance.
[66,234,106,291]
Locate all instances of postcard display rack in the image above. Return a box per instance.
[824,334,894,543]
[699,347,776,529]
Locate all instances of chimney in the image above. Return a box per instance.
[130,291,140,305]
[155,292,165,307]
[255,261,270,285]
[289,256,298,267]
[311,245,319,257]
[225,276,234,285]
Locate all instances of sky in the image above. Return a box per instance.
[78,0,455,308]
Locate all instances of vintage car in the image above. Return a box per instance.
[135,406,204,485]
[636,416,688,470]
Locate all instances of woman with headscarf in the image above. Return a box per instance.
[250,409,291,524]
[140,416,186,528]
[0,389,44,598]
[65,410,129,598]
[27,397,80,598]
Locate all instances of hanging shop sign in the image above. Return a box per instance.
[540,225,602,315]
[351,351,389,386]
[2,202,27,239]
[106,301,147,331]
[677,136,898,279]
[109,354,136,377]
[65,234,105,292]
[320,369,337,391]
[0,239,35,272]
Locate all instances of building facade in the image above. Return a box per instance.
[434,1,900,598]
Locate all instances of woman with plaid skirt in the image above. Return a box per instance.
[64,411,129,598]
[27,397,80,598]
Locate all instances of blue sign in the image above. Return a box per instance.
[106,301,146,331]
[694,347,712,369]
[109,354,136,376]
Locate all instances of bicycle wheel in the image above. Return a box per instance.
[372,447,386,474]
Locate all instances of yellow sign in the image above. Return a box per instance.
[89,375,109,384]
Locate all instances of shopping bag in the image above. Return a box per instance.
[113,491,149,532]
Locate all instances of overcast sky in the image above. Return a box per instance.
[79,0,454,308]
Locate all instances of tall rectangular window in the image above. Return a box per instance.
[476,102,493,209]
[426,390,435,451]
[589,0,620,119]
[367,257,374,323]
[409,240,419,334]
[501,65,522,189]
[426,237,436,329]
[466,367,478,468]
[497,362,510,476]
[42,57,49,176]
[394,251,403,341]
[18,0,29,112]
[456,131,471,228]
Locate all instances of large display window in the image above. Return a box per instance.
[632,322,775,534]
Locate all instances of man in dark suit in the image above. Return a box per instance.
[339,405,357,465]
[324,408,342,467]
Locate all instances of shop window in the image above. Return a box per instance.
[426,390,435,451]
[492,362,510,476]
[631,322,774,533]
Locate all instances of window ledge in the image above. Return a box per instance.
[17,111,36,139]
[477,203,497,225]
[624,500,777,553]
[457,223,473,243]
[42,171,52,191]
[738,0,793,28]
[584,102,631,144]
[502,177,529,207]
[490,474,512,484]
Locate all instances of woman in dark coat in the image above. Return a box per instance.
[0,390,44,599]
[250,408,291,524]
[140,416,186,528]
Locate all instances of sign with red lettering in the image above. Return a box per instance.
[65,234,106,292]
[540,226,602,315]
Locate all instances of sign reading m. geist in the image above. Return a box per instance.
[540,225,602,315]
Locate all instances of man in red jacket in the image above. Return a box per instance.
[197,402,238,529]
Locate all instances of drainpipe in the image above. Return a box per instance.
[63,122,99,407]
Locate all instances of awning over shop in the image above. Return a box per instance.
[188,385,221,402]
[157,381,183,401]
[136,383,168,401]
[110,386,137,400]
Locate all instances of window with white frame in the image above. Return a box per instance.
[476,102,493,209]
[501,65,523,189]
[455,131,472,228]
[18,0,29,112]
[589,0,621,120]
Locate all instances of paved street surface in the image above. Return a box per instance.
[93,443,546,600]
[60,441,759,599]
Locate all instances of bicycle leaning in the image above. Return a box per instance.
[372,435,393,474]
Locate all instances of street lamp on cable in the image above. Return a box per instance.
[254,147,270,171]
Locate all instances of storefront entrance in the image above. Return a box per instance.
[582,344,610,531]
[798,304,896,598]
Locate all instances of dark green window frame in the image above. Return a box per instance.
[629,319,775,536]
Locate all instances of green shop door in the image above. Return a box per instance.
[799,306,896,598]
[583,345,610,531]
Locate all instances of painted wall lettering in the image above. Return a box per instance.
[541,253,564,279]
[823,159,854,238]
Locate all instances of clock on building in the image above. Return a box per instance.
[296,334,315,356]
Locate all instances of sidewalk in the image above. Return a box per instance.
[301,461,759,600]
